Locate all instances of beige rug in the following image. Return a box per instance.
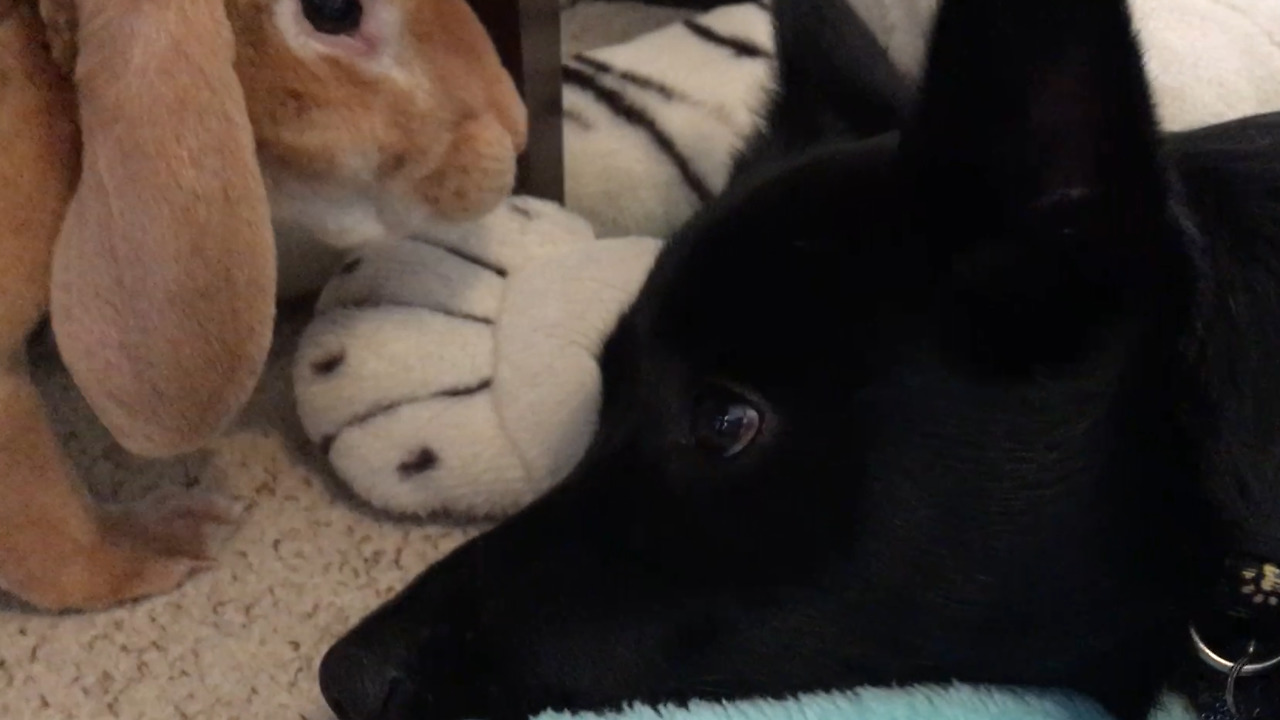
[0,6,695,718]
[1,302,489,720]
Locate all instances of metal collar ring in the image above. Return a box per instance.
[1190,624,1280,677]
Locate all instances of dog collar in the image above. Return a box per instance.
[1184,555,1280,720]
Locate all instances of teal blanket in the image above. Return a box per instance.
[534,685,1196,720]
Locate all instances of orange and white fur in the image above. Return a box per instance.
[0,0,525,612]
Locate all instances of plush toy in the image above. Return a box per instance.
[293,0,1280,520]
[561,1,774,239]
[295,197,661,518]
[0,0,524,611]
[530,685,1198,720]
[290,1,779,519]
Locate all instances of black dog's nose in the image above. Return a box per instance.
[319,641,401,720]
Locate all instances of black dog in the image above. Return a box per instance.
[319,0,1280,718]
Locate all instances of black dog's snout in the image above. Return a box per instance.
[319,640,403,720]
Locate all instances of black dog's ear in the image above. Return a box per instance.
[755,0,914,151]
[905,0,1164,242]
[902,0,1174,366]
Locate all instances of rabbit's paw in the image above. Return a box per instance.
[101,487,245,561]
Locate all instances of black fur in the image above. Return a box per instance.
[318,0,1280,719]
[730,0,911,175]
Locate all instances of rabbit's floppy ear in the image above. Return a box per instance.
[49,0,276,457]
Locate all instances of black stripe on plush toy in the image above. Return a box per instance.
[564,107,594,130]
[336,297,495,325]
[572,55,681,102]
[682,19,772,59]
[436,379,493,397]
[321,379,495,458]
[563,64,714,202]
[410,238,509,277]
[312,352,346,376]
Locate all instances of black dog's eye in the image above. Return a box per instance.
[301,0,363,35]
[691,389,762,458]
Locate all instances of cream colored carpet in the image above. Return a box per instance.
[0,6,695,718]
[1,303,488,720]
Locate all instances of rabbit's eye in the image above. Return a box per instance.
[301,0,363,35]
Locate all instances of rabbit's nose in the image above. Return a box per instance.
[501,96,529,154]
[510,118,529,154]
[485,73,528,154]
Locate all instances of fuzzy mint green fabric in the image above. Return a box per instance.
[534,685,1198,720]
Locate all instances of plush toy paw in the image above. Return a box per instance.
[294,197,662,519]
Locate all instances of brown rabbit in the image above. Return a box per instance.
[0,0,526,612]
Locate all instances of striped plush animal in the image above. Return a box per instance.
[294,196,662,518]
[561,1,774,238]
[293,0,1280,520]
